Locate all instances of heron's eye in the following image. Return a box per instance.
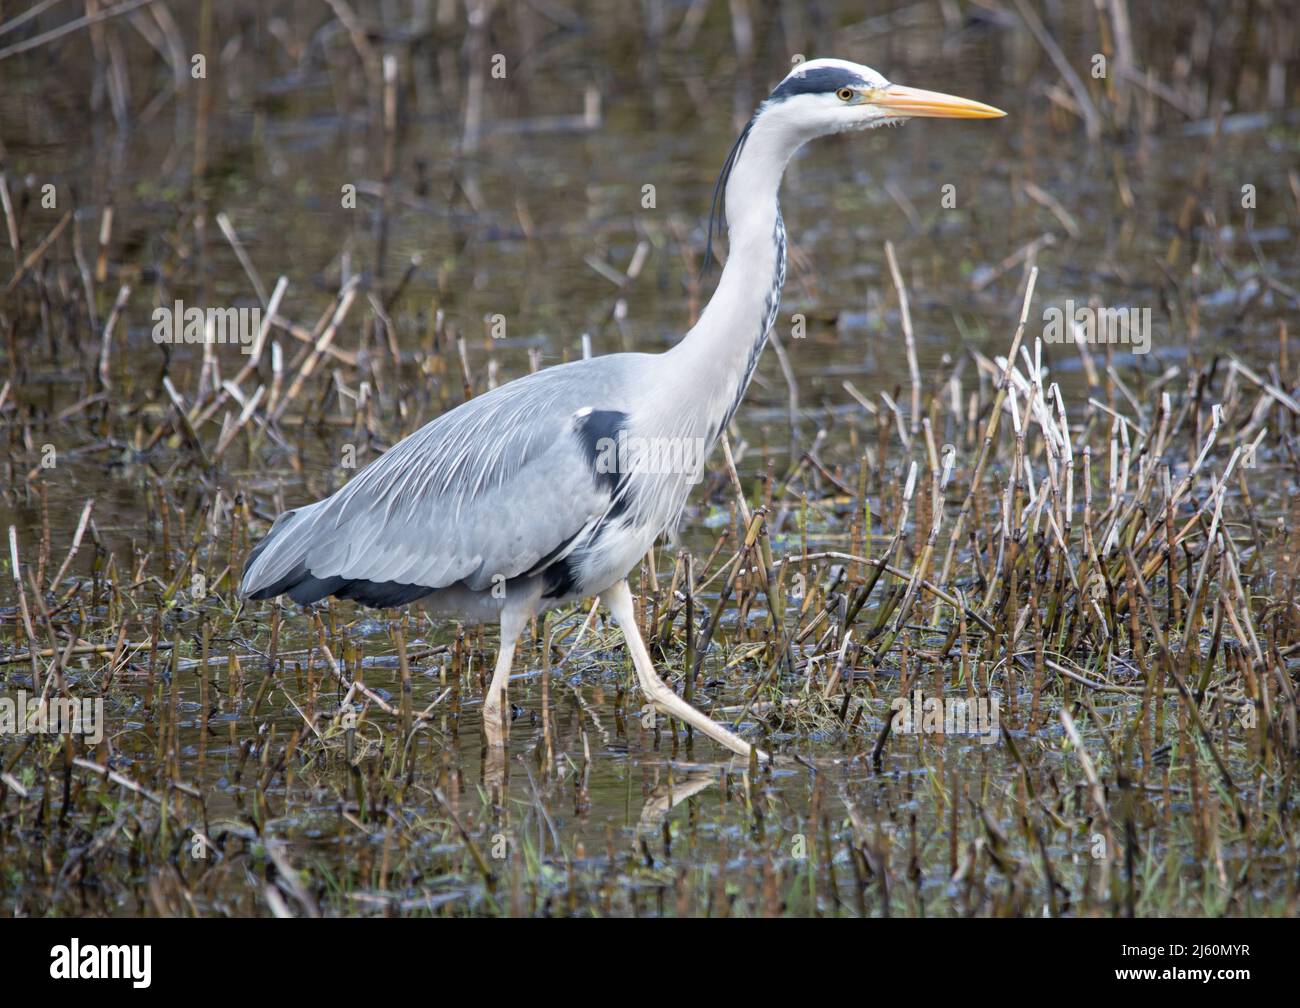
[836,87,855,102]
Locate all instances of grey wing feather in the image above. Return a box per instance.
[240,356,635,601]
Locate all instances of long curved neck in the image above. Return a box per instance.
[671,110,795,428]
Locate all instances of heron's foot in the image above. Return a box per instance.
[600,580,768,764]
[644,683,768,763]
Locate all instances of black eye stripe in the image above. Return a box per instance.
[770,67,869,102]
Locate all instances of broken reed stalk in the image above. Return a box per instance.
[936,268,1039,591]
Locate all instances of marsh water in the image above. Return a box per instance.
[1,1,1297,915]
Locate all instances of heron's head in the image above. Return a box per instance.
[763,58,1005,138]
[703,58,1004,269]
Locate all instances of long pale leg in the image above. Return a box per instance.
[483,597,534,790]
[601,579,767,762]
[483,628,519,738]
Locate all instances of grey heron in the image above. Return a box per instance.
[240,58,1004,764]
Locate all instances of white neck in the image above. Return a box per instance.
[669,109,801,430]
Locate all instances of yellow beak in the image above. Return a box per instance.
[874,83,1006,119]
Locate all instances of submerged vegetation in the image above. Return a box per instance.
[1,0,1298,917]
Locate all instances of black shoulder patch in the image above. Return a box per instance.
[770,66,866,102]
[541,555,578,599]
[574,409,629,498]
